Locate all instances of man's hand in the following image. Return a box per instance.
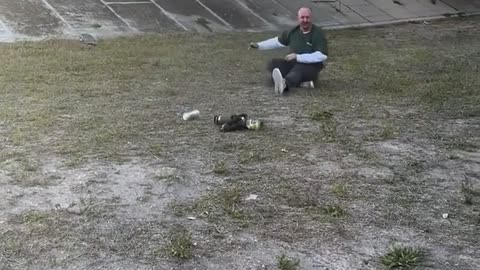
[285,53,297,61]
[248,42,259,49]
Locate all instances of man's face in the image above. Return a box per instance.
[298,8,312,31]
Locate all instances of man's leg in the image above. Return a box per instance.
[266,59,296,94]
[267,58,295,77]
[285,62,324,89]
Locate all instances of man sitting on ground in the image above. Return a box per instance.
[249,7,328,94]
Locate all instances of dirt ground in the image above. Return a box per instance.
[0,16,479,270]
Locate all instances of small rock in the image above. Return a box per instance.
[246,194,258,201]
[281,148,288,153]
[187,216,196,220]
[442,213,449,219]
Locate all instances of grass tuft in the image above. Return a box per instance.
[332,183,348,198]
[310,110,333,121]
[212,161,227,175]
[322,204,347,218]
[461,182,477,205]
[166,227,193,259]
[22,211,48,224]
[380,243,425,269]
[174,186,250,224]
[379,123,397,140]
[277,254,300,270]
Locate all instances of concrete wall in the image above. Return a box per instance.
[0,0,478,42]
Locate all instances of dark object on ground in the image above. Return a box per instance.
[80,33,98,46]
[219,114,248,132]
[393,0,404,6]
[214,114,235,126]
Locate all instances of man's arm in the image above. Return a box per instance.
[296,51,328,63]
[250,30,289,50]
[250,37,286,50]
[294,27,328,64]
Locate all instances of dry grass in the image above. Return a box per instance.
[0,16,479,269]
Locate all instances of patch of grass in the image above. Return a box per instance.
[463,194,473,205]
[322,204,347,218]
[78,197,95,216]
[310,110,333,121]
[371,73,415,95]
[175,186,250,224]
[321,122,339,141]
[63,155,86,168]
[238,149,268,164]
[286,192,318,209]
[5,157,55,186]
[273,181,319,209]
[309,110,338,141]
[266,180,352,225]
[379,123,398,140]
[214,187,248,220]
[461,182,477,205]
[341,139,378,161]
[160,174,184,186]
[21,158,40,172]
[22,211,48,224]
[69,197,109,220]
[405,159,425,174]
[380,243,425,269]
[445,138,477,152]
[332,183,348,198]
[0,35,219,166]
[419,61,479,112]
[213,141,243,153]
[148,143,164,159]
[0,150,24,163]
[153,167,178,183]
[136,195,151,203]
[166,227,193,259]
[0,230,26,266]
[277,254,300,270]
[212,161,227,174]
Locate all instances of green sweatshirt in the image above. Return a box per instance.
[278,24,328,56]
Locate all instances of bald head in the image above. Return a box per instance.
[297,7,313,32]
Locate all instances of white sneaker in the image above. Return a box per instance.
[300,81,315,88]
[272,68,286,94]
